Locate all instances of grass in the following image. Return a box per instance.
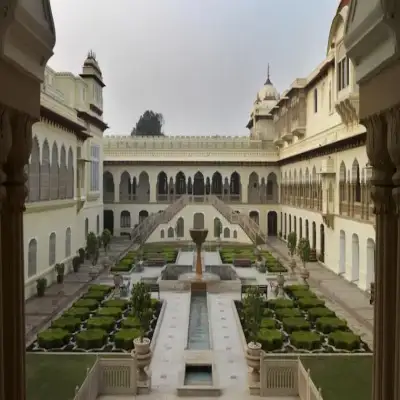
[301,355,372,400]
[26,354,96,400]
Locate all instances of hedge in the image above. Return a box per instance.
[121,316,141,329]
[290,331,322,351]
[328,331,361,351]
[282,317,311,334]
[257,329,283,351]
[82,291,107,301]
[298,297,325,310]
[88,284,112,294]
[73,299,99,311]
[275,308,302,319]
[96,307,123,319]
[268,298,294,309]
[63,307,91,321]
[316,317,347,334]
[114,329,141,350]
[51,317,81,333]
[102,299,129,309]
[260,318,277,330]
[75,329,108,349]
[37,328,70,349]
[308,307,335,322]
[86,316,116,332]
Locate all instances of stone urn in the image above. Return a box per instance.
[246,342,262,383]
[133,337,152,381]
[277,273,285,297]
[89,266,97,280]
[300,267,310,286]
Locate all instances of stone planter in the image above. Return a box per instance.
[300,267,310,285]
[133,337,152,382]
[246,342,262,383]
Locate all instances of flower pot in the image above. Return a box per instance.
[56,275,64,284]
[133,337,150,355]
[246,342,262,383]
[133,337,152,382]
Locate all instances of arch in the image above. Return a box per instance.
[139,210,149,224]
[50,142,59,200]
[312,222,316,249]
[67,147,74,198]
[176,217,184,237]
[299,218,303,238]
[205,177,211,195]
[65,227,71,258]
[156,171,168,198]
[248,172,260,203]
[233,230,237,239]
[167,226,174,238]
[40,140,50,200]
[305,220,309,240]
[104,210,114,235]
[351,233,360,282]
[119,171,131,202]
[266,172,278,202]
[352,159,361,202]
[320,224,325,262]
[160,229,165,239]
[96,215,100,234]
[230,171,241,200]
[85,218,89,238]
[49,232,56,266]
[339,230,346,274]
[223,227,230,239]
[267,211,278,236]
[193,171,205,196]
[59,145,67,199]
[138,171,150,202]
[27,239,38,278]
[249,210,259,225]
[103,171,115,202]
[294,216,297,235]
[366,238,375,288]
[28,136,40,202]
[175,171,186,195]
[211,172,223,195]
[213,217,222,238]
[193,213,205,229]
[120,211,131,228]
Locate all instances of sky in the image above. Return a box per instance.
[49,0,339,136]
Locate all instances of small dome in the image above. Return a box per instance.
[83,50,102,77]
[253,66,279,113]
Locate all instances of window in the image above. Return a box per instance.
[28,239,38,278]
[90,144,100,191]
[49,233,56,266]
[328,81,332,113]
[313,88,318,113]
[96,215,100,234]
[65,228,71,258]
[337,57,349,91]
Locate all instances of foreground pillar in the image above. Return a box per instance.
[0,109,33,400]
[365,114,397,400]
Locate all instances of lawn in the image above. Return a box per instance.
[301,355,372,400]
[26,353,96,400]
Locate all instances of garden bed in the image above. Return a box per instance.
[235,284,371,354]
[110,251,137,273]
[27,284,163,354]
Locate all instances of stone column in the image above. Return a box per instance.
[364,113,397,400]
[387,106,400,399]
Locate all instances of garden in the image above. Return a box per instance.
[110,244,178,272]
[27,282,163,353]
[236,284,371,354]
[219,246,287,273]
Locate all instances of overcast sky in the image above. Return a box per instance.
[49,0,339,136]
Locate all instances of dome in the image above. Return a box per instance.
[253,66,279,113]
[83,50,102,77]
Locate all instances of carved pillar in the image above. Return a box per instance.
[387,106,400,399]
[365,114,397,400]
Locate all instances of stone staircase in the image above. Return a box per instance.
[207,195,267,244]
[131,195,190,244]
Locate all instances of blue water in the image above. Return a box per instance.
[187,292,210,350]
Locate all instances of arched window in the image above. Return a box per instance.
[49,233,56,266]
[28,239,38,278]
[65,228,71,258]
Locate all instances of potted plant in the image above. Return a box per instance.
[86,232,99,266]
[243,286,264,382]
[55,263,65,284]
[101,229,112,254]
[287,231,297,274]
[216,219,222,249]
[36,278,47,297]
[78,248,85,264]
[72,256,81,273]
[298,237,311,285]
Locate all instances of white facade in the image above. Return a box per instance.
[24,55,107,299]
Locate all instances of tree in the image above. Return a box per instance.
[86,232,99,266]
[243,286,264,345]
[297,237,311,269]
[131,110,165,136]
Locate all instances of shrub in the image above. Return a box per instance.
[74,299,99,311]
[282,317,311,333]
[151,298,162,311]
[83,291,107,301]
[266,263,287,273]
[263,308,274,317]
[51,317,81,333]
[316,317,347,334]
[96,307,123,319]
[86,316,116,332]
[114,329,141,350]
[260,318,277,330]
[290,331,322,350]
[328,331,361,351]
[298,297,325,310]
[285,284,310,295]
[257,329,283,351]
[89,284,112,293]
[267,298,294,310]
[111,264,132,272]
[63,307,91,321]
[103,299,129,309]
[37,328,70,349]
[308,307,336,322]
[275,308,302,320]
[131,282,153,342]
[291,290,316,299]
[76,329,108,349]
[121,316,141,329]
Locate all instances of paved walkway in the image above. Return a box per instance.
[175,251,194,265]
[262,238,374,346]
[25,238,134,344]
[204,251,222,265]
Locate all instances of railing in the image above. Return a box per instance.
[74,357,138,400]
[297,361,323,400]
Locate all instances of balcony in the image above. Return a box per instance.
[281,130,293,143]
[291,117,306,138]
[335,88,359,126]
[273,136,284,147]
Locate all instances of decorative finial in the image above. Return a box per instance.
[87,50,97,61]
[267,63,270,80]
[265,64,272,85]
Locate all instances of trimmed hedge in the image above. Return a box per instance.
[316,317,347,334]
[290,331,322,350]
[82,291,107,301]
[63,307,91,321]
[96,307,123,319]
[260,318,277,330]
[37,328,70,349]
[328,331,361,351]
[308,307,335,322]
[86,316,116,332]
[114,329,141,350]
[298,297,325,310]
[275,308,302,319]
[291,290,317,299]
[268,298,294,309]
[282,317,311,334]
[102,299,129,309]
[73,299,99,311]
[75,329,108,350]
[88,284,112,294]
[257,329,283,351]
[51,317,81,333]
[121,317,141,329]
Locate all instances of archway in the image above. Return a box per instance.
[366,238,375,288]
[213,218,222,238]
[320,224,325,262]
[103,172,115,202]
[223,227,230,239]
[119,171,131,202]
[167,227,174,238]
[312,222,316,249]
[267,211,278,236]
[175,171,186,196]
[248,172,260,203]
[211,172,223,195]
[139,210,149,224]
[351,233,360,282]
[103,210,114,235]
[339,230,346,274]
[176,217,184,237]
[299,218,303,238]
[193,213,205,229]
[193,172,205,196]
[156,171,168,201]
[266,172,278,202]
[249,210,259,225]
[138,171,150,202]
[120,210,131,228]
[305,220,309,240]
[230,172,241,201]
